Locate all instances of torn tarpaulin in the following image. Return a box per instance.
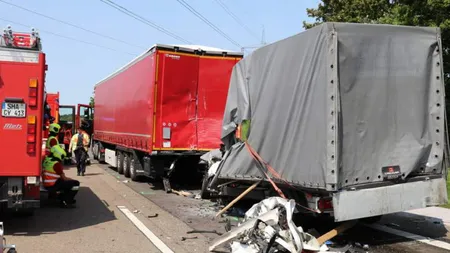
[209,197,320,252]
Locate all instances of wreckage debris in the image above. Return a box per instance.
[209,197,366,253]
[209,197,321,253]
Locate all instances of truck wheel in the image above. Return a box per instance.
[117,152,124,174]
[93,142,99,160]
[124,153,131,178]
[130,157,138,181]
[7,249,17,253]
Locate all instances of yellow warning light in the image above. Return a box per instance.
[27,115,36,124]
[29,79,38,88]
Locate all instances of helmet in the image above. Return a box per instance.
[50,145,66,161]
[49,123,61,134]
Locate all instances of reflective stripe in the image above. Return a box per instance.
[44,179,57,183]
[43,172,60,178]
[71,186,80,190]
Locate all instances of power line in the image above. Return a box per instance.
[0,18,137,56]
[100,0,192,44]
[0,0,145,50]
[174,0,242,48]
[213,0,260,41]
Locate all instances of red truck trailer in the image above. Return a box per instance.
[92,44,242,190]
[0,26,46,214]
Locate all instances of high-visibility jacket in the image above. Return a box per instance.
[42,158,60,188]
[70,131,90,152]
[45,136,59,155]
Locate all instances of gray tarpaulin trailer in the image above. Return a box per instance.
[212,22,449,222]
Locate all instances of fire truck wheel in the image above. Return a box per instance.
[124,153,131,178]
[117,152,124,174]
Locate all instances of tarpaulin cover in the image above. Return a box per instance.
[215,22,445,191]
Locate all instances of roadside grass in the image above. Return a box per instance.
[442,172,450,209]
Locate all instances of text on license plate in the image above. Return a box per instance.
[1,102,26,118]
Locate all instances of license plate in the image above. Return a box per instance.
[1,102,26,118]
[381,165,402,181]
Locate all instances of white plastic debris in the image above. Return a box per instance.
[209,197,321,253]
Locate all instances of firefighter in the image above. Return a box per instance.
[69,126,90,176]
[45,123,61,156]
[42,145,80,208]
[63,124,72,152]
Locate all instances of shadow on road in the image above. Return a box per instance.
[0,186,116,236]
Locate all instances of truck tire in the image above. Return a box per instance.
[93,142,99,160]
[7,249,17,253]
[117,152,124,174]
[124,153,131,178]
[130,156,138,182]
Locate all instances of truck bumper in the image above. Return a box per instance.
[7,199,40,209]
[332,176,448,222]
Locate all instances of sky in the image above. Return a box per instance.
[0,0,320,105]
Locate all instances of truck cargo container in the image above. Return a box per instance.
[210,22,449,222]
[92,44,243,189]
[0,26,47,214]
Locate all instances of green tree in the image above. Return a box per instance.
[303,0,449,100]
[89,96,95,108]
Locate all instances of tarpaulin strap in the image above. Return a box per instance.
[245,141,296,190]
[244,141,287,199]
[244,141,320,214]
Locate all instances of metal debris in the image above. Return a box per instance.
[209,197,321,253]
[181,236,198,241]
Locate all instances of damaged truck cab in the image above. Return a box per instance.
[207,22,449,222]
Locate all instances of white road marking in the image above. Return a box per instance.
[117,205,174,253]
[367,223,450,250]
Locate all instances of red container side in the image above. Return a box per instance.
[94,45,243,153]
[94,52,156,153]
[196,56,242,150]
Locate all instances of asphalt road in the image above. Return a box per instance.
[1,161,450,253]
[97,162,450,253]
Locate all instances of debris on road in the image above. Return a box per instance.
[215,181,261,218]
[187,229,223,236]
[171,189,193,197]
[181,236,198,241]
[209,197,321,253]
[148,213,159,218]
[317,220,357,245]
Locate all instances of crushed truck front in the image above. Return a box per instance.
[214,22,448,222]
[0,27,46,211]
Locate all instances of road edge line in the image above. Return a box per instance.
[366,223,450,250]
[117,205,174,253]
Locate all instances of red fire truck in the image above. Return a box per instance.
[0,26,47,214]
[91,44,242,191]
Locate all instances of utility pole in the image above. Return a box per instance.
[241,25,267,54]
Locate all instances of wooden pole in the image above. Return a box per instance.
[215,181,261,218]
[317,220,357,245]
